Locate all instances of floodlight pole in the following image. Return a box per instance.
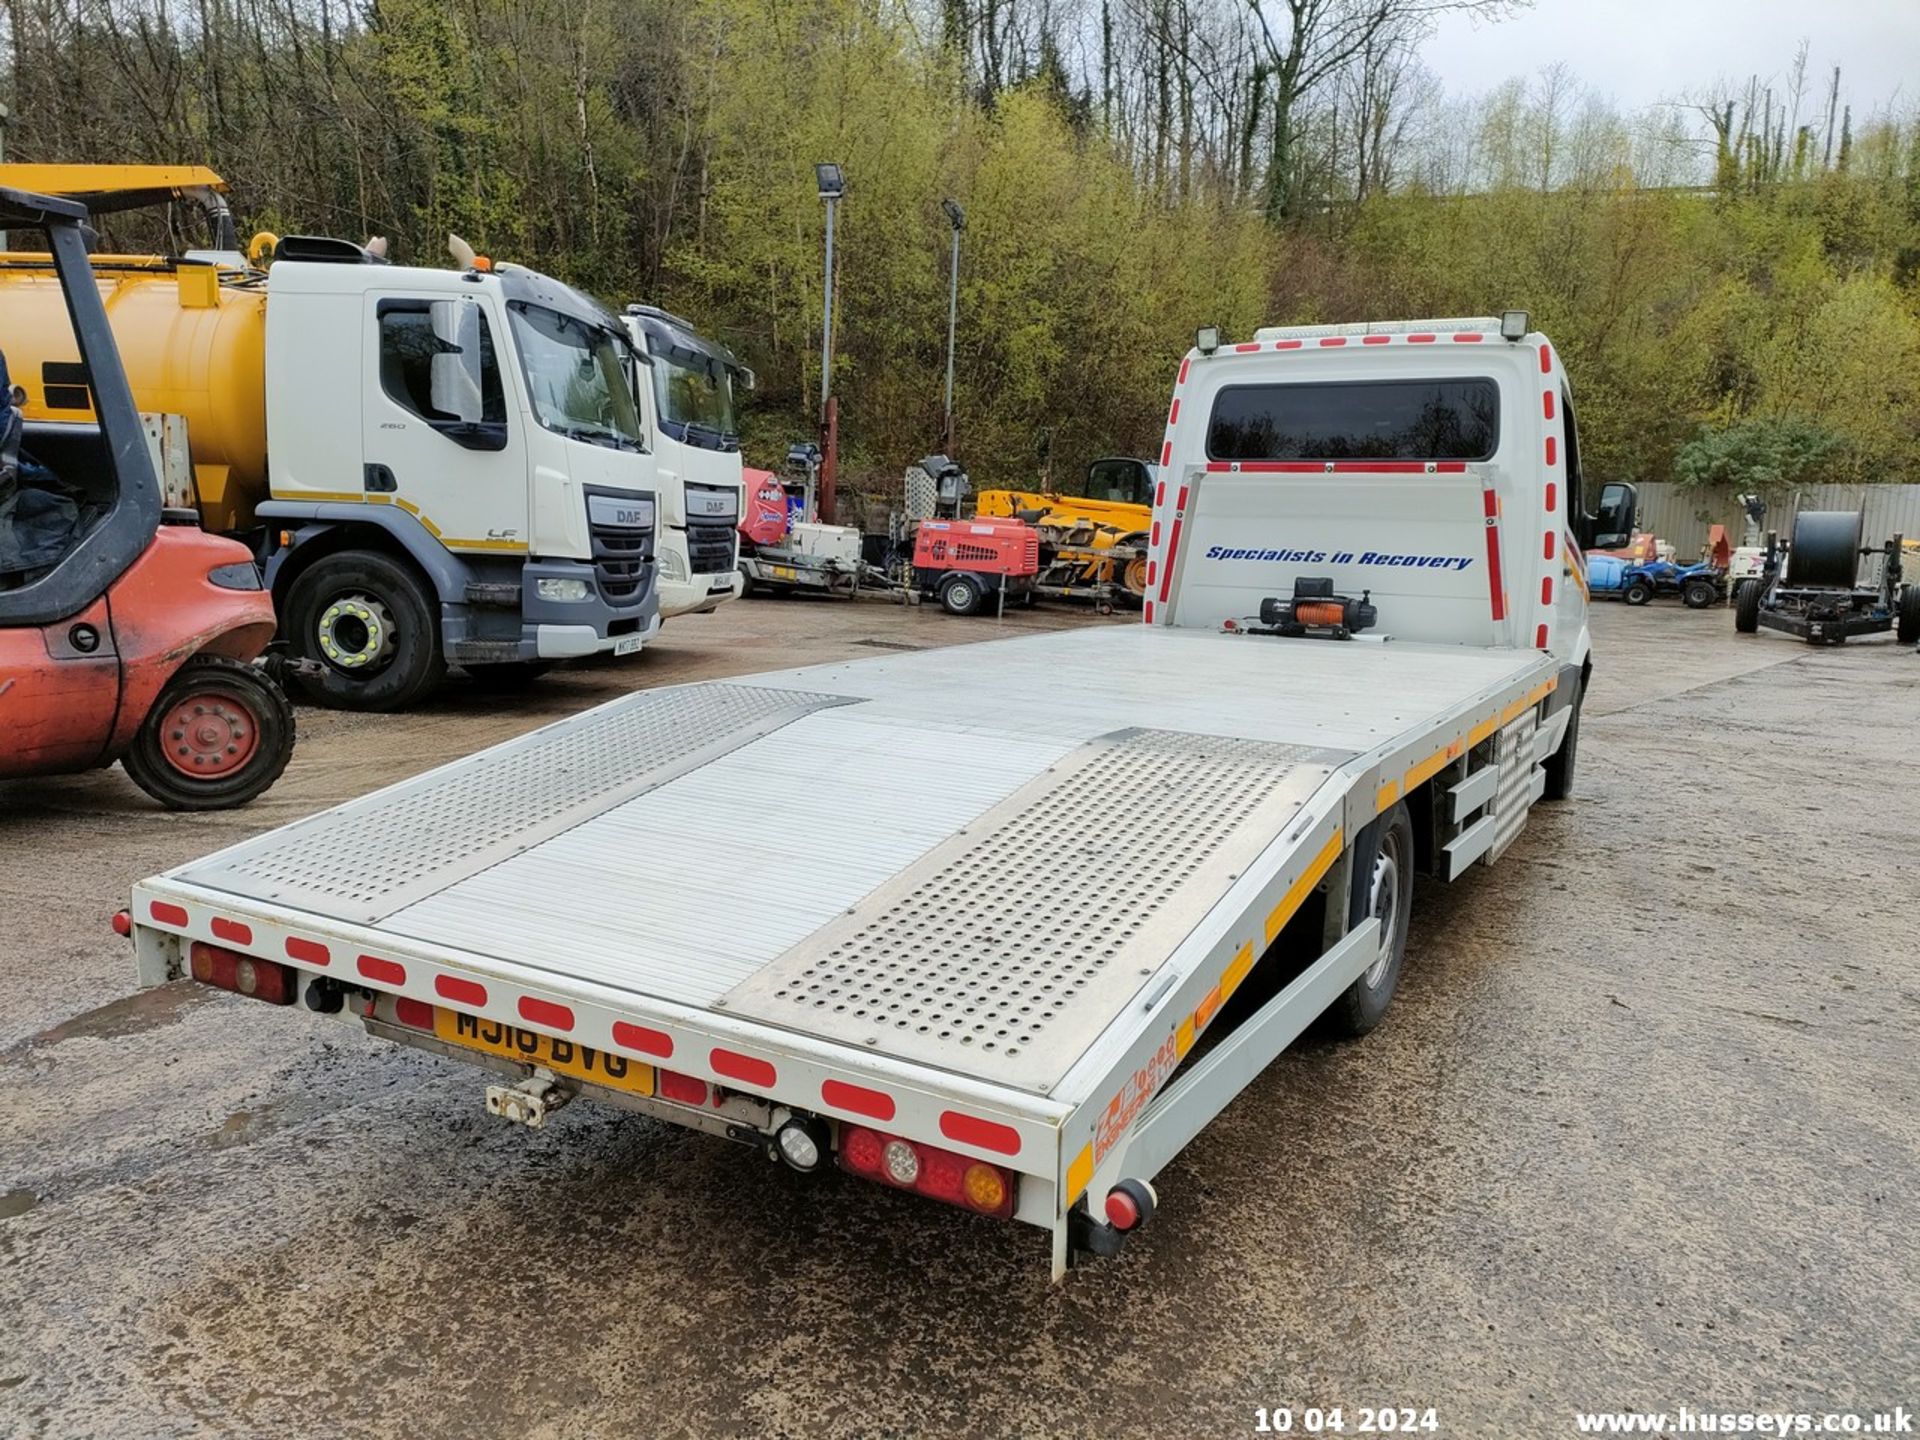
[942,198,964,455]
[816,163,843,524]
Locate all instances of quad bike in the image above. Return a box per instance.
[1619,558,1724,609]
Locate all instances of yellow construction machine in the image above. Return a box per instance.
[975,456,1155,602]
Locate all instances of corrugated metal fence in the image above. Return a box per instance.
[1631,484,1920,556]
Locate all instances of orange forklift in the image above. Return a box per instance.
[0,184,292,808]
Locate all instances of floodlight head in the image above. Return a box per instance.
[1195,325,1221,355]
[1499,309,1530,342]
[941,197,966,231]
[815,163,845,200]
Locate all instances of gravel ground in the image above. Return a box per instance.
[2,597,1915,1439]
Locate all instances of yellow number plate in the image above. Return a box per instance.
[434,1009,654,1096]
[772,564,798,581]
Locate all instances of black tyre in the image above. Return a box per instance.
[284,549,446,710]
[464,660,554,692]
[1897,585,1920,645]
[1543,679,1582,801]
[1682,578,1718,609]
[122,656,295,811]
[1319,801,1415,1039]
[737,564,756,599]
[1734,578,1762,634]
[1623,579,1654,606]
[938,573,985,617]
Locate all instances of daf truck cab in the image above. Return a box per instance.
[0,165,661,708]
[621,305,747,621]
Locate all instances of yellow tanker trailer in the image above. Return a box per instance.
[0,191,269,533]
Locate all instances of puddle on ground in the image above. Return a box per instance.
[33,981,216,1046]
[0,1188,39,1220]
[206,1106,284,1152]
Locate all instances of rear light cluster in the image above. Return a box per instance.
[189,942,295,1005]
[839,1125,1014,1219]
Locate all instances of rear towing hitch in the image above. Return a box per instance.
[486,1073,573,1128]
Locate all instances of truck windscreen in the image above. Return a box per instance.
[653,352,739,449]
[1206,378,1498,462]
[507,302,645,450]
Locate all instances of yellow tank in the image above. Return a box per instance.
[0,259,268,532]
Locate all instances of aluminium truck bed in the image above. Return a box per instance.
[130,623,1562,1275]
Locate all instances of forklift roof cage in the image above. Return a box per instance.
[0,185,164,627]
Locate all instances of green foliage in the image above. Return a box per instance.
[1672,418,1849,495]
[7,0,1918,495]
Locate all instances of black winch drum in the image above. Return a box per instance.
[1784,510,1863,589]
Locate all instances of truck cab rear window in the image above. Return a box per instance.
[1206,378,1499,462]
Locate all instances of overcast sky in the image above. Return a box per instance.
[1422,1,1919,117]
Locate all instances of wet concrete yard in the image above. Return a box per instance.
[3,598,1915,1437]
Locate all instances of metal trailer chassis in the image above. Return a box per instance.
[739,546,861,598]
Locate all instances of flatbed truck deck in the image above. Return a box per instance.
[130,315,1637,1277]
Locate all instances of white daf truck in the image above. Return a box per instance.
[127,313,1635,1279]
[621,305,747,621]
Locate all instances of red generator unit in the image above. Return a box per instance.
[914,518,1039,616]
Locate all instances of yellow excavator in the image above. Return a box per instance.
[975,456,1155,601]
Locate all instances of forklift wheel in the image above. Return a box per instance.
[1734,579,1762,634]
[122,657,295,811]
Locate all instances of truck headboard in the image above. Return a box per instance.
[1151,464,1507,646]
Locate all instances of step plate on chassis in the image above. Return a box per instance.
[721,728,1345,1095]
[175,682,855,925]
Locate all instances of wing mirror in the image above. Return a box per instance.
[1587,480,1637,551]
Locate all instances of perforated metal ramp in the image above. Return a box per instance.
[721,728,1344,1093]
[177,682,854,924]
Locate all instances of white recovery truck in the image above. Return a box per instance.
[128,314,1636,1278]
[621,305,749,620]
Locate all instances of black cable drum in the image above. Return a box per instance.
[1785,510,1864,588]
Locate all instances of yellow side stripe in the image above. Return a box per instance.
[1469,716,1498,746]
[1217,941,1256,1004]
[1375,779,1400,813]
[1403,742,1458,792]
[1067,1144,1094,1203]
[1264,828,1345,944]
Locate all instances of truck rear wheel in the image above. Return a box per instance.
[122,656,295,811]
[1734,578,1762,634]
[1320,801,1414,1039]
[285,550,446,711]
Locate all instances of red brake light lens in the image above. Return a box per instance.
[189,941,295,1005]
[837,1125,1014,1219]
[657,1070,709,1107]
